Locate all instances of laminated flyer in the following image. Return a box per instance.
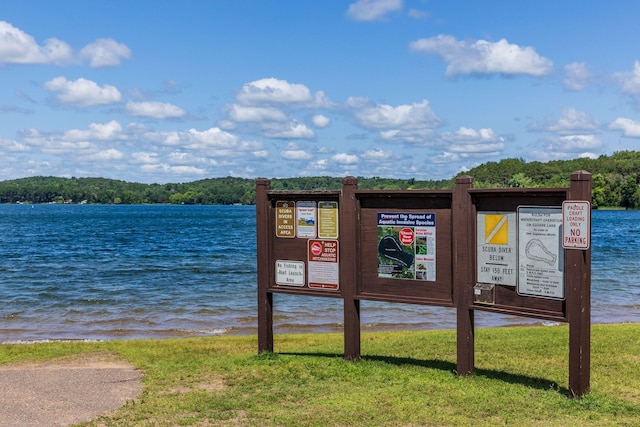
[377,212,436,281]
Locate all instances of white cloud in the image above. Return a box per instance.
[281,149,312,160]
[361,148,393,161]
[312,114,330,128]
[563,62,592,91]
[432,152,460,164]
[264,123,315,139]
[44,77,122,106]
[225,104,288,122]
[609,117,640,137]
[409,35,553,77]
[332,153,359,164]
[0,21,72,65]
[161,127,239,150]
[236,78,313,105]
[63,120,124,141]
[613,61,640,95]
[80,38,131,67]
[125,101,187,119]
[347,98,440,130]
[441,127,505,157]
[131,152,160,164]
[529,108,599,135]
[549,134,602,152]
[346,0,403,22]
[83,148,125,161]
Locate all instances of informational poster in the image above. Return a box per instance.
[318,201,338,238]
[308,239,339,290]
[377,212,436,281]
[296,201,317,238]
[275,201,295,238]
[517,206,564,299]
[477,212,517,286]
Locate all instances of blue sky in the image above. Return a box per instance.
[1,0,640,184]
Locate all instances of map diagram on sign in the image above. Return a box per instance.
[525,239,557,266]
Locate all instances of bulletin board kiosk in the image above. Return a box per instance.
[256,171,591,397]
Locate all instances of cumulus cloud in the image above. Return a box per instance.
[125,101,187,119]
[63,120,124,141]
[346,0,403,21]
[409,35,553,77]
[613,61,640,95]
[312,114,330,128]
[44,77,121,106]
[609,117,640,137]
[563,62,592,91]
[236,78,314,105]
[332,153,359,164]
[263,122,315,139]
[80,38,131,67]
[83,148,125,161]
[529,108,600,135]
[0,21,72,65]
[0,21,131,68]
[281,149,312,160]
[361,148,393,161]
[225,104,288,123]
[547,134,602,152]
[347,98,440,130]
[441,127,505,157]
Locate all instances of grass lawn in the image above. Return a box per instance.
[2,323,639,426]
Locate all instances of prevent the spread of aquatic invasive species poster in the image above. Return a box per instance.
[377,212,436,281]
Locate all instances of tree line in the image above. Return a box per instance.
[1,150,639,208]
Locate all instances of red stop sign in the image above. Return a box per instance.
[399,228,414,245]
[310,241,323,256]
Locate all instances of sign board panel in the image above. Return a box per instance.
[275,260,305,286]
[517,206,564,299]
[562,201,590,249]
[308,239,339,290]
[318,201,339,238]
[377,212,436,281]
[275,201,295,238]
[477,212,517,286]
[296,201,317,238]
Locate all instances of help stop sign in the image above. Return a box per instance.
[310,241,323,256]
[399,227,414,245]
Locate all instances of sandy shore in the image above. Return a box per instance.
[0,353,142,427]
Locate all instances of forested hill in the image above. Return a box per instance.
[1,150,639,208]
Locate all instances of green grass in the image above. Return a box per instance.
[2,324,639,426]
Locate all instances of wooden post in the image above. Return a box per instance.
[454,175,475,376]
[340,176,361,360]
[567,170,592,397]
[256,178,274,353]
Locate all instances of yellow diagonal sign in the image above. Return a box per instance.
[485,214,508,244]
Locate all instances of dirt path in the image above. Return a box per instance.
[0,353,142,427]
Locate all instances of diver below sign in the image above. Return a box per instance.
[517,206,564,300]
[477,212,517,286]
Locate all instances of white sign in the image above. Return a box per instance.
[275,260,305,287]
[517,206,564,300]
[562,201,591,250]
[296,201,317,238]
[477,212,517,286]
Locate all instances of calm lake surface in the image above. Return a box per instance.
[1,205,638,343]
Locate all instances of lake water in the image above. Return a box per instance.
[1,205,638,343]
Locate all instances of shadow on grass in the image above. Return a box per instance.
[278,351,568,395]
